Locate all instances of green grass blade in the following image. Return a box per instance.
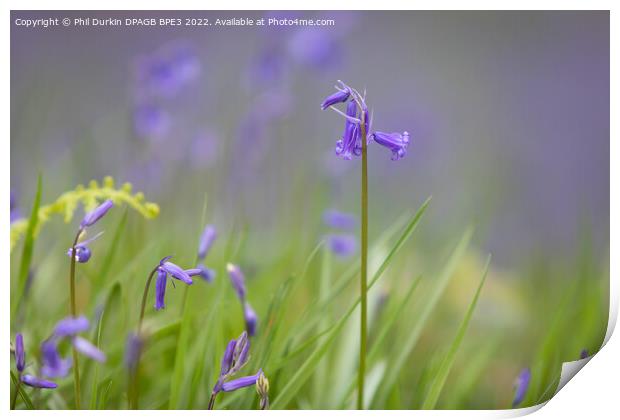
[11,371,35,409]
[168,289,194,408]
[420,254,490,409]
[12,174,42,319]
[373,226,473,407]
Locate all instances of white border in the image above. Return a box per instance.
[3,2,616,418]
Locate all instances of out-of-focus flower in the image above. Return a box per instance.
[326,233,357,258]
[244,302,258,336]
[370,131,410,161]
[198,225,217,260]
[10,192,21,223]
[288,27,342,70]
[54,315,89,337]
[323,209,357,231]
[21,375,57,389]
[41,340,72,378]
[227,263,246,301]
[80,200,114,229]
[72,337,106,363]
[133,103,171,140]
[124,333,143,374]
[197,263,216,283]
[512,368,531,408]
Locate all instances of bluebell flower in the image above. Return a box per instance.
[326,233,357,258]
[227,263,246,300]
[72,337,106,363]
[152,257,202,309]
[222,369,263,392]
[21,375,57,389]
[512,368,531,408]
[80,200,114,229]
[54,315,90,337]
[244,302,258,336]
[197,263,216,283]
[323,209,357,231]
[321,80,351,110]
[66,231,104,263]
[41,340,72,378]
[198,225,217,259]
[133,103,171,140]
[14,333,25,373]
[370,131,410,161]
[154,269,167,310]
[160,260,196,285]
[124,333,143,374]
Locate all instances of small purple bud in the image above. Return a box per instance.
[220,339,237,376]
[244,302,258,337]
[161,261,193,285]
[321,87,350,110]
[326,233,357,258]
[580,349,589,359]
[15,333,25,372]
[67,246,92,263]
[154,269,167,310]
[72,336,106,363]
[227,263,246,301]
[197,263,216,283]
[54,315,90,337]
[80,200,114,229]
[198,225,217,259]
[230,331,250,374]
[323,209,357,230]
[221,370,262,392]
[512,368,531,408]
[125,333,143,374]
[371,131,410,161]
[41,340,72,378]
[21,375,57,389]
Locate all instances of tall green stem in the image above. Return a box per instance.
[129,266,159,409]
[358,112,369,410]
[69,229,82,409]
[11,377,21,409]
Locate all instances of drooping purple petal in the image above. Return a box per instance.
[220,339,236,376]
[40,340,72,378]
[326,233,357,258]
[161,261,193,285]
[154,269,167,310]
[72,336,106,363]
[244,302,258,337]
[21,375,57,389]
[221,370,262,392]
[227,263,246,300]
[15,333,25,372]
[80,200,114,228]
[54,315,90,337]
[323,209,357,230]
[197,263,216,283]
[184,268,204,277]
[370,131,410,161]
[198,225,217,259]
[512,368,531,408]
[320,85,350,110]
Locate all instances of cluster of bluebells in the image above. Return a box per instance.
[323,209,357,258]
[41,316,106,378]
[154,256,203,310]
[13,333,57,389]
[196,224,217,283]
[321,80,410,161]
[227,264,258,336]
[67,200,114,263]
[210,331,264,406]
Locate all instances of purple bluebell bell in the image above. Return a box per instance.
[15,333,25,373]
[54,315,89,337]
[161,261,195,285]
[72,336,106,363]
[222,369,263,392]
[321,81,351,110]
[21,375,57,389]
[323,209,357,231]
[198,225,217,259]
[244,302,258,337]
[80,200,114,229]
[197,263,216,283]
[124,333,143,374]
[41,340,72,378]
[326,233,357,258]
[227,263,246,300]
[512,368,531,408]
[154,269,167,310]
[371,131,410,161]
[66,231,104,263]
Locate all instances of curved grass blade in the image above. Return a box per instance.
[373,226,473,407]
[11,371,35,409]
[421,254,491,409]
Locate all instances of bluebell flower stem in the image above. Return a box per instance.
[208,391,217,410]
[358,112,368,410]
[69,229,82,409]
[11,376,21,409]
